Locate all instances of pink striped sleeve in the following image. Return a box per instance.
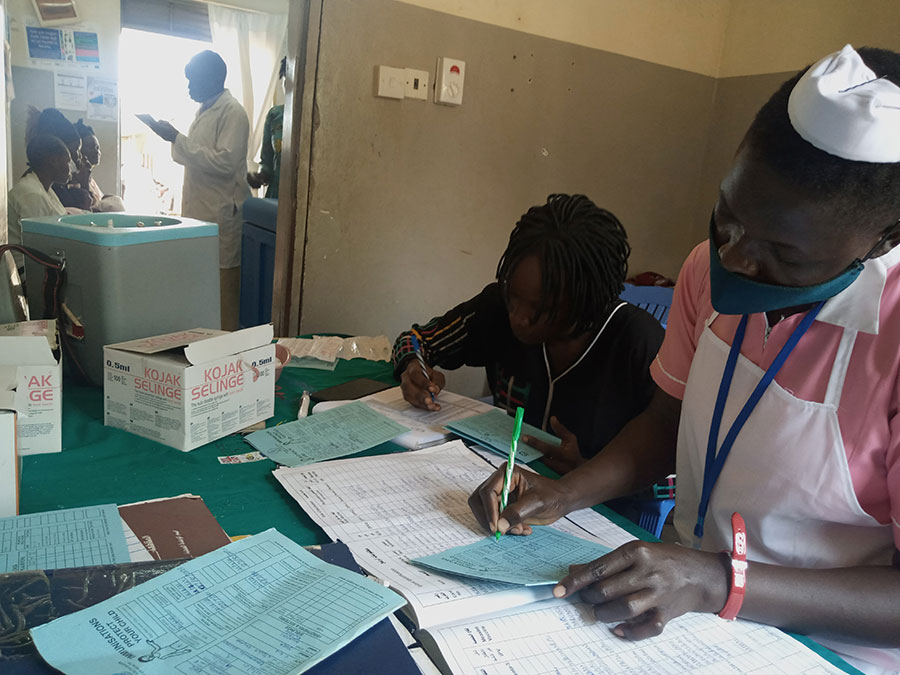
[650,243,710,401]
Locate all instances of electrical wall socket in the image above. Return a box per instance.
[405,68,429,100]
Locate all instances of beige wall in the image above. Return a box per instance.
[295,0,900,395]
[298,0,716,394]
[720,0,900,77]
[399,0,900,78]
[396,0,730,77]
[697,1,900,241]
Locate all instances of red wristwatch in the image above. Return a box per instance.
[718,512,747,621]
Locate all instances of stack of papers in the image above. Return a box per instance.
[360,386,495,449]
[30,529,406,674]
[445,408,560,463]
[0,504,133,572]
[245,401,410,466]
[274,441,847,675]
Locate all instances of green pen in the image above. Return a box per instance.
[496,406,525,541]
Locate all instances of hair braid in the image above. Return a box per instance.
[496,194,630,335]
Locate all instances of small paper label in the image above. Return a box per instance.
[217,451,267,464]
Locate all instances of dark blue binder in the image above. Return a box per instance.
[307,541,420,674]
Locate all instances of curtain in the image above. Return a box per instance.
[208,5,287,167]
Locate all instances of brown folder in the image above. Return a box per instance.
[118,494,231,560]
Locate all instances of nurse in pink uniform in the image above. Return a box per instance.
[468,45,900,675]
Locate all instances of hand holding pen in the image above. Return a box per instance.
[496,406,525,540]
[400,333,446,411]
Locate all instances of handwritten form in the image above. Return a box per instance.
[0,504,132,572]
[424,598,845,675]
[412,526,612,586]
[31,529,406,675]
[445,408,559,463]
[361,387,495,449]
[245,401,410,466]
[275,443,847,674]
[274,441,631,629]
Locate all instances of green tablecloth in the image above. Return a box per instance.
[18,358,859,674]
[20,359,399,544]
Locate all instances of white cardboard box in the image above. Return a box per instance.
[0,319,62,455]
[0,410,18,517]
[103,325,276,452]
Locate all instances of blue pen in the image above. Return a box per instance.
[410,333,436,403]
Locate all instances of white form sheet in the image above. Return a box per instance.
[273,441,631,629]
[422,597,844,675]
[122,518,154,562]
[360,387,495,449]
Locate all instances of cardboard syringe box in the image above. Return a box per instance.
[0,410,19,517]
[103,325,275,452]
[0,319,62,455]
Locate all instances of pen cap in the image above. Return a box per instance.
[513,406,525,434]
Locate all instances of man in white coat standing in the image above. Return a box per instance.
[147,50,250,330]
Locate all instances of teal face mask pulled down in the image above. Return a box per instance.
[445,408,558,464]
[245,401,410,467]
[708,225,864,315]
[411,526,612,586]
[30,529,406,675]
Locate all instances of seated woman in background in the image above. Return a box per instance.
[25,107,85,212]
[7,135,70,270]
[392,193,665,473]
[72,119,124,212]
[72,119,103,209]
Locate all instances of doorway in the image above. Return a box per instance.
[118,27,211,215]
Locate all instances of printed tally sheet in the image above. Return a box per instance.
[273,440,633,629]
[246,401,409,466]
[424,598,846,675]
[445,408,559,463]
[31,529,405,675]
[360,387,495,449]
[0,504,131,572]
[411,525,612,586]
[275,441,848,675]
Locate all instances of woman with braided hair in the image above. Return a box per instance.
[392,193,664,473]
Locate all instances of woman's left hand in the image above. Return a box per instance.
[523,416,584,475]
[553,541,731,639]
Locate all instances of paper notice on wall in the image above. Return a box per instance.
[25,21,101,70]
[54,72,87,110]
[87,77,117,121]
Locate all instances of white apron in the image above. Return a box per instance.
[674,312,899,675]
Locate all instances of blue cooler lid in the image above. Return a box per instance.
[241,197,278,233]
[21,213,218,246]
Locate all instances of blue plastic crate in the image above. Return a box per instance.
[239,221,276,329]
[607,497,675,539]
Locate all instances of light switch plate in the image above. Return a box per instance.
[376,65,405,99]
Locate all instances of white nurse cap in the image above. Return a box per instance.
[788,44,900,163]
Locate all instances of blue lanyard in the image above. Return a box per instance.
[694,301,826,542]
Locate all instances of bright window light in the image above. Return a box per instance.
[119,27,211,215]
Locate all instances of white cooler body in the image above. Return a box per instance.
[22,213,221,386]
